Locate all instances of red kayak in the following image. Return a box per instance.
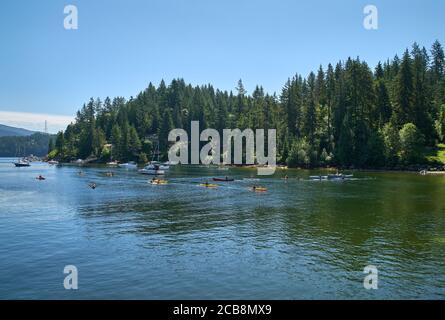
[212,177,234,182]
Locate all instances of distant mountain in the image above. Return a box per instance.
[0,124,35,137]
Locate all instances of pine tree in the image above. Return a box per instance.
[48,138,55,154]
[55,131,65,158]
[159,108,174,158]
[431,40,444,83]
[394,50,414,126]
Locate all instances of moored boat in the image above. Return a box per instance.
[13,159,30,167]
[106,160,119,167]
[327,173,353,180]
[118,161,138,170]
[310,173,353,181]
[139,162,165,175]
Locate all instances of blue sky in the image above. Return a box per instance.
[0,0,444,132]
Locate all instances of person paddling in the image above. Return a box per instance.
[88,182,97,189]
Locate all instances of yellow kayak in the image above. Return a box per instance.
[251,187,267,192]
[150,179,168,185]
[199,183,218,188]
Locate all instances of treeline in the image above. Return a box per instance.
[0,133,53,157]
[50,41,445,168]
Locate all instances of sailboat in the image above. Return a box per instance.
[13,145,30,167]
[14,159,30,167]
[139,141,167,175]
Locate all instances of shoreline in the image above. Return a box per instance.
[50,161,445,175]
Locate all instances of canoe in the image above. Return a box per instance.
[212,178,234,182]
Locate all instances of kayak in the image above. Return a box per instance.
[251,187,267,192]
[36,177,46,180]
[212,178,234,182]
[150,180,168,185]
[199,183,218,188]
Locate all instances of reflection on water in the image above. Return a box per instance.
[0,159,444,299]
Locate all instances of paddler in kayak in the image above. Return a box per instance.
[251,185,267,192]
[151,177,161,184]
[36,175,45,180]
[88,182,97,189]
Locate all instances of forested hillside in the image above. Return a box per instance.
[0,124,35,137]
[49,41,445,168]
[0,133,53,157]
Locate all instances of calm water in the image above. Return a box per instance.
[0,158,444,299]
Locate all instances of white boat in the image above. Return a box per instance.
[48,160,59,165]
[147,161,169,170]
[139,168,165,175]
[310,175,328,180]
[148,141,170,170]
[139,140,168,174]
[13,159,30,167]
[118,161,138,169]
[328,173,353,180]
[72,159,85,165]
[139,162,165,175]
[310,173,353,181]
[106,160,119,167]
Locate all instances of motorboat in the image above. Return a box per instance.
[328,173,353,180]
[146,161,169,170]
[118,161,138,170]
[72,159,85,165]
[163,160,178,166]
[106,160,119,167]
[48,160,59,165]
[310,173,353,181]
[139,162,165,175]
